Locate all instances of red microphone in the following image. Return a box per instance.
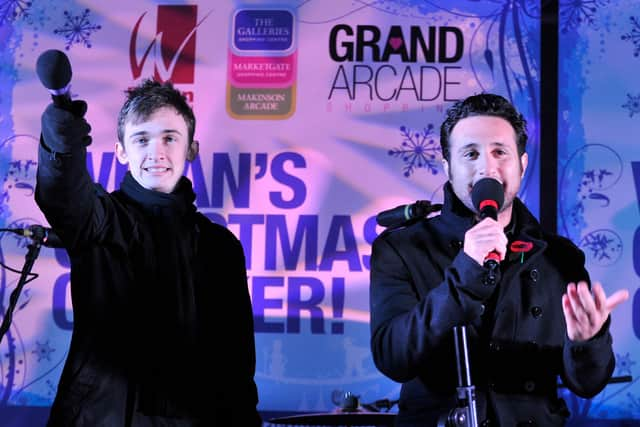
[471,178,505,269]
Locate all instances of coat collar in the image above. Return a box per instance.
[119,171,197,217]
[438,181,546,247]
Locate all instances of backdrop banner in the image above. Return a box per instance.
[16,0,640,421]
[558,0,640,420]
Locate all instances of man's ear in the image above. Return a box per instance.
[115,142,128,165]
[442,158,450,178]
[187,140,199,161]
[520,152,529,178]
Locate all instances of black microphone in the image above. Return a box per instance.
[2,225,64,248]
[471,177,504,269]
[36,49,73,111]
[376,200,443,228]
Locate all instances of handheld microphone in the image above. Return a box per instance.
[2,225,64,248]
[471,178,504,269]
[36,49,73,111]
[376,200,443,228]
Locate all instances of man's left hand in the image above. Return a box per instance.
[562,281,629,342]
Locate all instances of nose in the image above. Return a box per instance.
[146,140,166,161]
[477,152,499,180]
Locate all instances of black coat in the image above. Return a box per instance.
[370,183,615,427]
[36,143,260,426]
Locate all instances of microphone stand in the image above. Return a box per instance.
[0,232,45,345]
[438,325,479,427]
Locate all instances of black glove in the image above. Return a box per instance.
[41,100,92,153]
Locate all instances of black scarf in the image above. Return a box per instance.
[120,172,204,418]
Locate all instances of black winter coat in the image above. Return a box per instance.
[36,143,260,426]
[370,183,615,427]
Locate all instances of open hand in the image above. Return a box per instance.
[562,281,629,342]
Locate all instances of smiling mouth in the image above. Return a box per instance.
[143,167,170,173]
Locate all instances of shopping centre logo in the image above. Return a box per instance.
[129,5,211,83]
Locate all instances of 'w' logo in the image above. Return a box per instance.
[129,5,212,84]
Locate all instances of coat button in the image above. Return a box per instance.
[483,275,497,286]
[450,240,462,249]
[479,304,485,315]
[481,420,492,427]
[529,268,539,283]
[531,306,543,318]
[524,380,536,392]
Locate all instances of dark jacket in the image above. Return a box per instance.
[370,183,615,427]
[36,143,260,426]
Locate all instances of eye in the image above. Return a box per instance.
[164,135,177,143]
[134,136,148,145]
[463,150,479,160]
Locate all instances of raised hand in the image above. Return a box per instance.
[562,281,629,342]
[41,100,92,153]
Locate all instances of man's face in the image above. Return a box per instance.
[116,107,198,193]
[442,115,528,215]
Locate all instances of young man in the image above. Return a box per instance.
[37,79,261,426]
[369,94,629,426]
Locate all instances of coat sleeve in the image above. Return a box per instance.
[219,230,262,426]
[369,232,497,383]
[554,237,616,398]
[562,318,615,398]
[35,139,110,251]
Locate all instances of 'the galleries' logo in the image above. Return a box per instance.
[226,9,297,120]
[129,5,210,84]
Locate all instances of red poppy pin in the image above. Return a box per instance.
[510,240,533,263]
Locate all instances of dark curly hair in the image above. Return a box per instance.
[439,93,527,162]
[117,78,195,145]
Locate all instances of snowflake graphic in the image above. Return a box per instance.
[0,0,31,25]
[6,158,37,192]
[579,229,622,266]
[32,340,55,362]
[621,16,640,57]
[53,8,102,50]
[577,168,613,204]
[567,166,615,235]
[559,0,609,34]
[615,353,636,377]
[388,125,441,178]
[622,93,640,117]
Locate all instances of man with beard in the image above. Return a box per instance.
[369,93,629,426]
